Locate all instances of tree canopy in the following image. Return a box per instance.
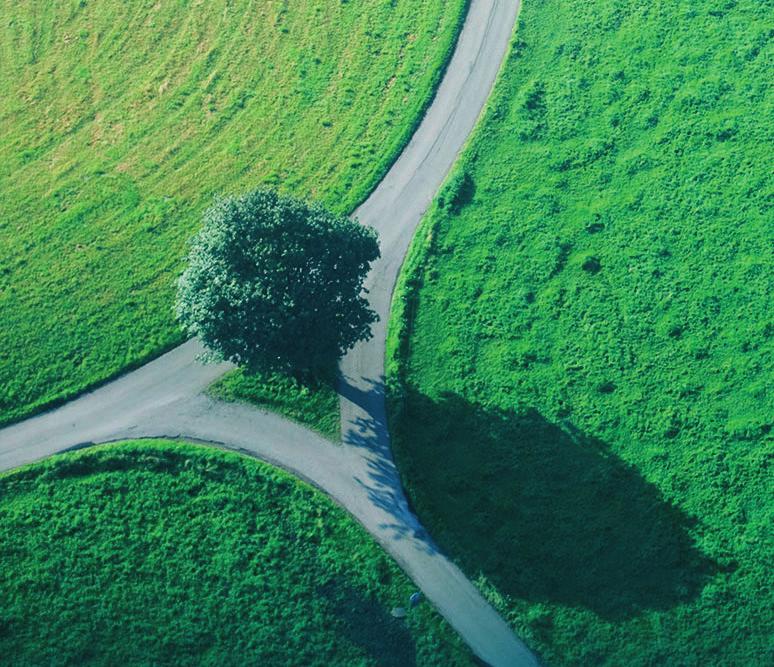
[175,189,380,376]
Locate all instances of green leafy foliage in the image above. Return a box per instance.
[210,367,341,441]
[0,441,474,666]
[388,0,773,664]
[176,189,379,375]
[0,0,468,425]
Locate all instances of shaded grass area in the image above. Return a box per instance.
[388,0,773,664]
[0,0,468,425]
[391,389,716,621]
[0,441,474,666]
[210,369,341,441]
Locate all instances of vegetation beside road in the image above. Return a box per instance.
[388,0,773,664]
[210,368,341,441]
[0,441,474,666]
[0,0,468,425]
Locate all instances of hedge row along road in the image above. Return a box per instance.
[0,1,536,665]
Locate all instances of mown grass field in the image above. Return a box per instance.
[0,0,468,425]
[388,0,773,664]
[0,441,474,665]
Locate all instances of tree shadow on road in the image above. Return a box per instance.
[338,375,437,553]
[386,386,717,620]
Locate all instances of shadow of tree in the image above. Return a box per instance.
[318,579,416,667]
[339,375,438,552]
[388,386,716,620]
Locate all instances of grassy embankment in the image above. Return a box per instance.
[0,0,468,428]
[0,441,474,665]
[388,0,773,664]
[210,369,341,440]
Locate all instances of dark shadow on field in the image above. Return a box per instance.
[318,579,416,667]
[388,386,716,620]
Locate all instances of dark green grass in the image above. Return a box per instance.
[388,0,773,664]
[210,369,341,441]
[0,441,474,666]
[0,0,468,425]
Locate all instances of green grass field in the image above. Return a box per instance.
[0,441,474,665]
[388,0,773,664]
[0,0,467,426]
[210,368,341,441]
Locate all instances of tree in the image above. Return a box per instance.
[175,188,380,379]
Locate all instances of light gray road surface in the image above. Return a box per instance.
[0,2,536,665]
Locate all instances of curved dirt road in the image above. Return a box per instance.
[0,1,535,665]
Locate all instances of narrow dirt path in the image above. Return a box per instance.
[0,2,534,664]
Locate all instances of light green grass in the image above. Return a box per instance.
[210,369,341,441]
[0,0,468,425]
[388,0,773,664]
[0,440,474,666]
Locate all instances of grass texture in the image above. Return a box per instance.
[210,369,341,441]
[0,0,468,425]
[0,441,474,666]
[387,0,773,664]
